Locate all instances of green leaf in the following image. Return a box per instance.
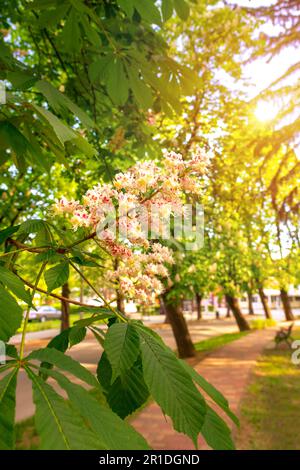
[0,368,18,450]
[117,0,134,17]
[44,262,69,292]
[180,359,239,426]
[36,80,95,129]
[80,15,102,48]
[5,344,18,359]
[60,7,82,54]
[48,368,150,450]
[18,219,51,237]
[0,121,30,166]
[26,367,105,450]
[88,55,114,83]
[0,225,20,245]
[126,66,153,110]
[27,347,98,388]
[161,0,174,22]
[98,352,149,419]
[69,326,86,347]
[173,0,189,20]
[104,322,140,382]
[134,0,162,25]
[0,286,23,342]
[32,104,76,145]
[7,71,37,90]
[135,324,207,445]
[201,406,235,450]
[106,59,129,106]
[0,266,31,305]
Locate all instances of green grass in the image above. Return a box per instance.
[16,313,90,334]
[194,331,251,354]
[235,329,300,450]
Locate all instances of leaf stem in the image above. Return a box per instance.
[19,262,48,360]
[68,259,126,323]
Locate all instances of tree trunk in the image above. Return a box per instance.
[162,292,196,358]
[195,293,202,320]
[226,304,231,317]
[61,282,70,331]
[258,287,272,319]
[247,292,255,315]
[280,288,294,321]
[225,294,250,331]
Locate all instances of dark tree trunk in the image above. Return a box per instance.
[162,292,196,358]
[225,294,250,331]
[226,304,231,317]
[247,292,255,315]
[61,282,70,331]
[195,293,202,320]
[258,287,272,319]
[280,288,294,321]
[159,296,170,323]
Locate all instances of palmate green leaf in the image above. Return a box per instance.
[0,367,18,450]
[27,347,98,388]
[26,367,105,450]
[106,59,129,106]
[135,324,207,445]
[36,80,95,129]
[126,66,153,110]
[47,368,150,450]
[98,352,149,419]
[180,359,239,426]
[18,219,52,239]
[104,322,140,382]
[201,406,235,450]
[0,286,23,342]
[0,266,31,305]
[44,262,69,292]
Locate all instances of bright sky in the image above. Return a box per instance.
[230,0,298,96]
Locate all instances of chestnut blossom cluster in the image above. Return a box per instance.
[107,244,174,303]
[54,150,208,302]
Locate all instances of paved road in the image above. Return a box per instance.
[12,317,239,421]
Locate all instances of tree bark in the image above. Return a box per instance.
[225,294,250,331]
[61,282,70,331]
[162,292,196,358]
[280,288,294,321]
[195,293,202,320]
[247,291,255,315]
[258,287,272,319]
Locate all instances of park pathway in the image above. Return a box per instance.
[132,328,276,450]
